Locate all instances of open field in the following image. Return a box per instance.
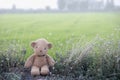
[0,13,120,56]
[0,13,120,80]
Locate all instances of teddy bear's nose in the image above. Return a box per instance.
[40,50,42,52]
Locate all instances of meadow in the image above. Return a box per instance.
[0,13,120,80]
[0,13,120,56]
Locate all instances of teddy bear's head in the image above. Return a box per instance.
[31,38,52,56]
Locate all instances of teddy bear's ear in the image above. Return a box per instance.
[31,41,36,48]
[48,43,52,49]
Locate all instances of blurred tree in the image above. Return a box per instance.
[79,0,89,10]
[12,4,16,10]
[57,0,108,11]
[67,1,80,11]
[106,0,115,9]
[46,6,51,11]
[88,0,104,10]
[67,0,89,11]
[57,0,66,10]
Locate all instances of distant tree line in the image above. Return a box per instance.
[57,0,119,11]
[0,0,120,13]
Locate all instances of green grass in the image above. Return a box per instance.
[0,13,120,80]
[0,13,120,57]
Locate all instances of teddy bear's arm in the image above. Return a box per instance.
[46,54,55,67]
[24,54,35,68]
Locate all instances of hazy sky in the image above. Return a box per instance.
[0,0,120,9]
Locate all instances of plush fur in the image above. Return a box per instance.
[24,38,55,76]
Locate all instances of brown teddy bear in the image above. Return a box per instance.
[24,38,55,76]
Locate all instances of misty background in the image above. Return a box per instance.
[0,0,120,13]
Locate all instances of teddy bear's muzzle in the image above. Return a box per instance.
[37,54,46,57]
[40,50,42,52]
[38,51,46,57]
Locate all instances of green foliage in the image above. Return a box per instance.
[0,34,120,80]
[0,13,120,57]
[52,32,120,79]
[0,13,120,79]
[0,41,25,80]
[2,73,21,80]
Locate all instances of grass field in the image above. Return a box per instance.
[0,13,120,79]
[0,13,120,57]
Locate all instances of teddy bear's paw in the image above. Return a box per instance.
[24,63,32,68]
[31,71,40,76]
[40,69,49,76]
[31,69,40,76]
[49,61,55,67]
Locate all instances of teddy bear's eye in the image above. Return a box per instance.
[44,48,46,50]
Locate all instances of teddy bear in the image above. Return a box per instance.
[24,38,55,76]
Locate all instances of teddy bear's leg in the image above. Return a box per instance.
[31,66,40,76]
[40,65,49,75]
